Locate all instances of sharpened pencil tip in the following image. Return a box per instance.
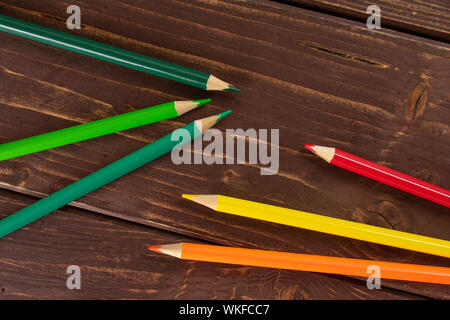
[148,243,182,258]
[215,110,232,123]
[193,98,212,107]
[148,245,162,253]
[224,85,240,93]
[182,194,198,201]
[304,144,316,153]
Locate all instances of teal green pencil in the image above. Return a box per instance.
[0,14,239,92]
[0,110,231,238]
[0,99,210,162]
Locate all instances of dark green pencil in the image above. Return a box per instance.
[0,110,232,238]
[0,14,239,92]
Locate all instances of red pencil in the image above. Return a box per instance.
[305,145,450,208]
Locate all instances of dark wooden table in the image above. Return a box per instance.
[0,0,449,299]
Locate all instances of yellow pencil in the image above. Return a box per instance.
[182,194,450,258]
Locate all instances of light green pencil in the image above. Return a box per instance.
[0,99,210,161]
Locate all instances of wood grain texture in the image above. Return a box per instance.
[285,0,450,42]
[0,190,421,300]
[0,0,449,299]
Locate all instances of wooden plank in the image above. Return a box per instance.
[0,0,449,298]
[0,190,420,299]
[284,0,450,42]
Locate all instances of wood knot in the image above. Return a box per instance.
[351,201,414,260]
[118,104,135,114]
[406,82,428,121]
[21,168,30,182]
[277,285,301,299]
[411,168,441,186]
[351,201,406,231]
[6,164,30,188]
[223,169,239,185]
[370,201,405,230]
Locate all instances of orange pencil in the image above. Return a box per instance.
[149,243,450,285]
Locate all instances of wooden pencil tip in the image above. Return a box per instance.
[148,245,162,253]
[305,145,336,163]
[195,110,232,133]
[174,100,207,116]
[206,75,237,92]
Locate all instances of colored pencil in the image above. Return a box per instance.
[0,111,231,238]
[0,14,239,92]
[182,195,450,258]
[149,243,450,285]
[305,145,450,208]
[0,99,210,162]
